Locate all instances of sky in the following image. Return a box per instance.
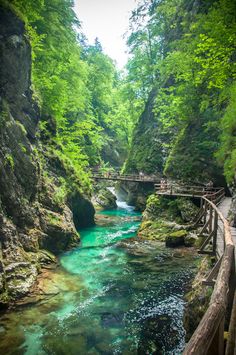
[74,0,137,68]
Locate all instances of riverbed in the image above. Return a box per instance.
[0,200,198,354]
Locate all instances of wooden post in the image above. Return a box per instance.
[204,200,207,224]
[209,205,213,234]
[213,211,218,255]
[200,197,203,209]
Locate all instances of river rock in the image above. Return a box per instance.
[5,261,38,298]
[93,188,117,209]
[184,233,198,247]
[165,230,187,247]
[177,198,199,222]
[101,312,123,328]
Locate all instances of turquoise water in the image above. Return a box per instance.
[0,201,197,354]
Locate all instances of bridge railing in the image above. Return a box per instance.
[155,182,225,205]
[183,196,235,355]
[92,172,160,182]
[155,182,235,354]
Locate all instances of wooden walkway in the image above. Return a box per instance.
[92,172,160,183]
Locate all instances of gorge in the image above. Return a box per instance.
[0,0,235,354]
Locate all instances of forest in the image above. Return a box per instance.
[2,0,236,189]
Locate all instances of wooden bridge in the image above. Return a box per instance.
[156,182,236,355]
[92,172,160,183]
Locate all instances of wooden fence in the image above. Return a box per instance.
[183,196,235,355]
[155,183,235,354]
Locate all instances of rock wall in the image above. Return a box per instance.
[0,8,94,305]
[124,88,163,175]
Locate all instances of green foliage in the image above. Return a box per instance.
[2,0,235,186]
[216,82,236,183]
[125,0,236,183]
[2,0,137,192]
[53,178,67,205]
[19,143,27,154]
[5,154,14,169]
[146,194,161,208]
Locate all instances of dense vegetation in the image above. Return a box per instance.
[125,0,236,185]
[1,0,140,193]
[2,0,236,187]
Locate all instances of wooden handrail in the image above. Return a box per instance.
[155,183,225,204]
[183,196,235,354]
[155,182,235,353]
[91,172,160,182]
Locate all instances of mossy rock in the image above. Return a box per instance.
[138,219,173,242]
[177,198,199,222]
[167,230,188,238]
[184,234,198,247]
[38,249,57,264]
[165,230,187,247]
[139,220,153,231]
[93,188,117,209]
[143,194,161,220]
[0,292,10,307]
[194,235,206,248]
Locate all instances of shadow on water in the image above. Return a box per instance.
[0,200,199,355]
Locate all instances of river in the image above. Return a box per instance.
[0,199,198,354]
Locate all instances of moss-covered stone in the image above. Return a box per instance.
[165,230,187,247]
[138,219,186,243]
[143,194,161,220]
[142,194,199,224]
[39,207,80,254]
[176,198,199,223]
[92,188,117,210]
[184,234,198,247]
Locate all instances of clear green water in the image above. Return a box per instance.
[0,202,198,355]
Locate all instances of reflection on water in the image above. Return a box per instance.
[0,201,198,354]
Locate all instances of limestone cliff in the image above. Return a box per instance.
[0,8,94,305]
